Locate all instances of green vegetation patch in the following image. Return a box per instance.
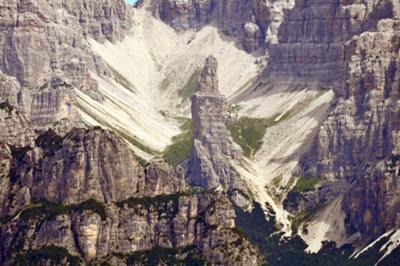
[126,245,206,266]
[227,115,280,158]
[115,128,157,156]
[18,198,107,222]
[100,245,206,266]
[19,200,69,222]
[163,118,193,165]
[178,69,200,102]
[233,202,276,252]
[116,189,212,219]
[13,245,82,266]
[233,201,357,265]
[107,229,400,266]
[73,199,107,221]
[345,232,397,266]
[227,92,330,158]
[290,209,313,234]
[233,196,400,265]
[292,176,322,193]
[116,192,191,218]
[290,199,327,234]
[117,193,185,209]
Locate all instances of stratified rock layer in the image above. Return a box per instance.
[0,0,133,132]
[151,0,294,52]
[0,101,35,147]
[0,192,258,265]
[0,127,259,265]
[0,0,131,89]
[0,71,80,134]
[189,56,245,192]
[0,127,186,217]
[295,1,400,239]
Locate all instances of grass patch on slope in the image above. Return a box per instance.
[227,92,330,158]
[163,118,193,165]
[178,69,200,102]
[17,198,107,222]
[284,176,323,233]
[227,115,280,158]
[126,245,206,266]
[292,176,322,193]
[289,203,326,235]
[14,245,82,266]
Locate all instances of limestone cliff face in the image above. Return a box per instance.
[184,0,400,243]
[0,127,186,217]
[0,192,258,265]
[0,0,131,89]
[286,1,400,239]
[267,0,398,86]
[0,0,132,132]
[0,101,35,147]
[189,56,245,192]
[0,72,80,133]
[303,17,400,238]
[61,0,132,43]
[151,0,294,52]
[0,127,259,265]
[2,0,399,260]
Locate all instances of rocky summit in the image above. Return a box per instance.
[1,0,400,265]
[189,56,244,191]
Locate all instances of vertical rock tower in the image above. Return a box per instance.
[190,56,245,191]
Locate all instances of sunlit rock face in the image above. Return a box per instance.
[189,56,246,193]
[0,127,187,216]
[0,127,259,265]
[151,0,294,52]
[0,0,131,88]
[294,1,400,239]
[0,0,400,262]
[0,0,133,133]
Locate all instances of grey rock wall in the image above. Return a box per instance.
[189,56,246,194]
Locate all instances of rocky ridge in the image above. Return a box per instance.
[0,126,259,265]
[189,56,248,197]
[0,126,188,218]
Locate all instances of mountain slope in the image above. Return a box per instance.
[0,0,400,265]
